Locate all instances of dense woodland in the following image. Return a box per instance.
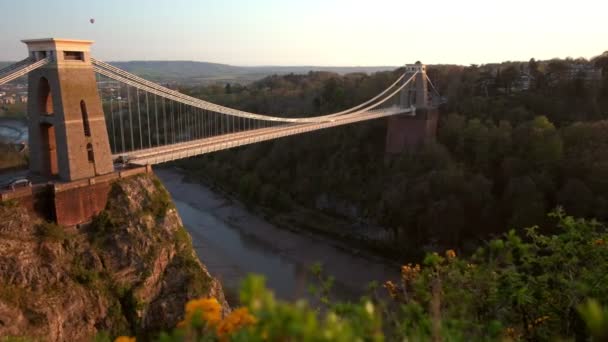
[175,52,608,259]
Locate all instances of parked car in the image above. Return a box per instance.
[6,178,31,190]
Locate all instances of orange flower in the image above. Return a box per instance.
[114,337,135,342]
[401,263,421,283]
[179,297,222,328]
[383,280,398,299]
[504,327,519,339]
[445,249,456,260]
[216,307,256,337]
[594,239,605,246]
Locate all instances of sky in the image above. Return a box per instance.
[0,0,606,66]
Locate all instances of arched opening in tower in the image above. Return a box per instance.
[80,100,91,136]
[40,123,58,177]
[38,77,54,115]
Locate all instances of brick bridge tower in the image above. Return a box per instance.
[23,38,113,181]
[385,61,438,154]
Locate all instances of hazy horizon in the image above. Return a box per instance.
[1,0,606,66]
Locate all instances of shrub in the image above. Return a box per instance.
[148,177,173,220]
[0,199,19,208]
[35,221,68,242]
[70,258,100,285]
[174,226,192,249]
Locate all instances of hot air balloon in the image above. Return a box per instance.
[90,18,95,24]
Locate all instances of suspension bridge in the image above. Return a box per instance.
[0,38,439,225]
[0,38,438,177]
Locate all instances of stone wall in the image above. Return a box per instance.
[0,166,152,226]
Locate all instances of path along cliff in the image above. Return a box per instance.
[0,173,228,341]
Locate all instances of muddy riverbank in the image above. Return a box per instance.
[156,167,398,304]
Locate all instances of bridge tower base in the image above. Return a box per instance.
[385,108,438,153]
[385,62,438,154]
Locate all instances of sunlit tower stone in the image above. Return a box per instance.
[23,38,113,181]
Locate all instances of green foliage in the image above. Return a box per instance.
[0,199,19,208]
[115,285,143,333]
[0,282,29,309]
[105,297,132,337]
[578,299,608,340]
[0,337,33,342]
[174,247,212,295]
[382,210,608,340]
[93,331,113,342]
[307,262,335,306]
[89,211,120,246]
[148,177,174,219]
[174,226,193,249]
[35,221,69,243]
[70,256,100,285]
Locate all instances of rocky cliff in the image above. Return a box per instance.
[0,173,228,341]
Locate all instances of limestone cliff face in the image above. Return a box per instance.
[0,173,228,341]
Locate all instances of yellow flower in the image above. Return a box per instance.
[445,249,456,260]
[114,337,135,342]
[217,307,256,337]
[180,297,222,328]
[364,301,375,316]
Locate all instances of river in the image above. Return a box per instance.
[0,118,27,144]
[155,168,398,305]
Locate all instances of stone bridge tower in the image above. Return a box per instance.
[23,38,113,181]
[385,61,438,154]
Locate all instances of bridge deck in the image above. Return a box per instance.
[120,106,414,165]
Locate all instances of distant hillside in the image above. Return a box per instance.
[109,61,397,84]
[1,59,396,85]
[109,60,245,81]
[0,59,395,86]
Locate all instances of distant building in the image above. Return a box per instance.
[548,63,603,84]
[567,64,602,81]
[3,97,16,105]
[512,73,534,92]
[18,95,28,103]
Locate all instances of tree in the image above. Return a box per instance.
[513,116,563,170]
[501,65,520,93]
[528,58,539,76]
[437,113,465,156]
[502,176,546,229]
[557,179,593,217]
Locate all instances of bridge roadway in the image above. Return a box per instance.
[119,106,414,165]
